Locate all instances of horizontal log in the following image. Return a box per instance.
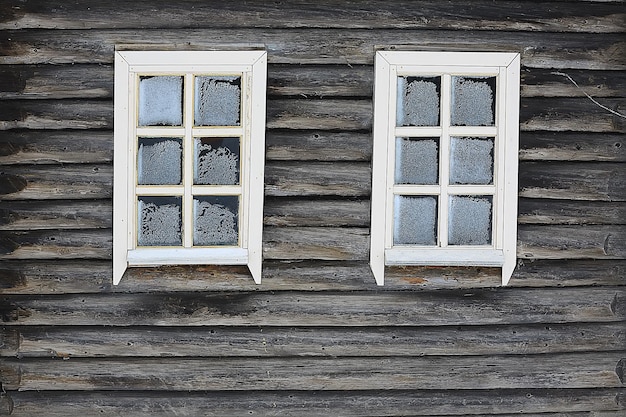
[0,200,112,231]
[520,132,625,162]
[518,225,626,259]
[5,389,624,417]
[0,224,624,262]
[2,130,622,166]
[2,322,624,358]
[1,288,624,326]
[264,198,369,227]
[1,352,624,391]
[518,162,626,202]
[0,258,624,295]
[1,29,624,69]
[1,97,624,133]
[3,65,626,101]
[518,199,626,225]
[1,0,624,33]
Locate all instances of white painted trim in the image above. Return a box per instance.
[370,51,520,286]
[128,248,248,266]
[113,50,267,285]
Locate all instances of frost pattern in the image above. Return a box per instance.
[138,76,183,126]
[195,76,241,126]
[138,139,182,185]
[395,137,438,185]
[448,196,492,245]
[397,77,440,126]
[194,198,238,246]
[449,137,493,185]
[194,138,239,185]
[138,199,182,246]
[394,195,437,245]
[451,76,495,126]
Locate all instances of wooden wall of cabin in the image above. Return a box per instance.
[0,1,624,415]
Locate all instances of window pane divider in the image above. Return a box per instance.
[192,127,244,136]
[183,73,194,248]
[448,126,497,136]
[439,74,451,248]
[136,127,185,136]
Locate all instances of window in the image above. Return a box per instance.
[370,51,520,286]
[113,50,267,285]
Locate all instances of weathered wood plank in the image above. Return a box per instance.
[0,224,624,262]
[1,98,624,132]
[520,132,625,162]
[0,165,112,200]
[0,200,112,231]
[266,131,372,161]
[5,389,624,417]
[264,198,369,227]
[518,225,626,259]
[1,288,623,326]
[1,0,624,32]
[518,199,626,225]
[0,130,112,164]
[1,29,624,69]
[520,97,626,132]
[518,162,626,202]
[264,162,371,197]
[1,352,623,391]
[3,65,626,101]
[1,258,623,295]
[2,322,624,358]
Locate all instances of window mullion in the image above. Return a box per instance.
[439,74,452,248]
[183,73,194,248]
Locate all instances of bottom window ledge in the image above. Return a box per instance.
[385,247,504,267]
[127,247,249,266]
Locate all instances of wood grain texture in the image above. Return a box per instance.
[1,352,624,391]
[0,259,623,295]
[1,0,624,32]
[2,65,626,101]
[4,389,623,417]
[2,322,624,358]
[1,288,623,326]
[1,29,624,69]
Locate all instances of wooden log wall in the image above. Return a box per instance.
[0,1,624,415]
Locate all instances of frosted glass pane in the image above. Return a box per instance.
[137,138,182,185]
[451,76,496,126]
[395,137,439,185]
[138,197,182,246]
[194,196,239,246]
[195,76,241,126]
[450,137,494,185]
[194,137,240,185]
[393,195,437,245]
[397,76,440,126]
[138,76,183,126]
[448,196,492,245]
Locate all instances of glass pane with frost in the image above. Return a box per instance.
[137,138,183,185]
[194,137,240,185]
[395,137,439,185]
[137,197,182,246]
[194,196,239,246]
[195,76,241,126]
[450,137,494,185]
[448,196,492,245]
[397,76,440,126]
[451,76,496,126]
[393,195,437,245]
[138,76,183,126]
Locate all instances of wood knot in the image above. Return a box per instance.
[616,358,625,384]
[0,174,26,195]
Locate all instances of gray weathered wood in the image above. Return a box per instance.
[1,352,623,391]
[4,389,623,417]
[0,200,112,231]
[1,288,623,326]
[2,29,624,69]
[2,65,625,101]
[2,322,624,358]
[518,199,626,225]
[2,0,624,32]
[519,132,625,162]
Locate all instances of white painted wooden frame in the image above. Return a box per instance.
[114,50,267,285]
[370,51,520,286]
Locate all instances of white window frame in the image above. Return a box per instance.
[113,50,267,285]
[370,51,520,286]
